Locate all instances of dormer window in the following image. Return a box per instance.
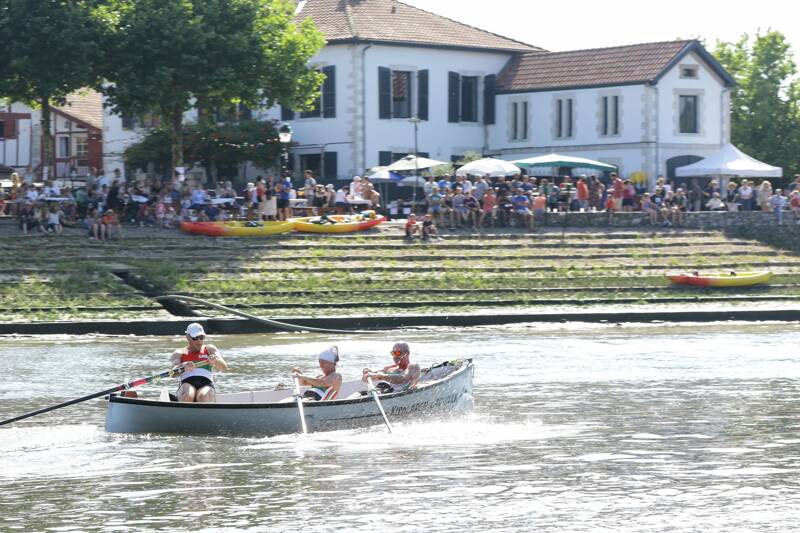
[681,66,698,79]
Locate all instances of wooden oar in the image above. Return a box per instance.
[0,364,190,428]
[366,377,393,433]
[293,376,309,435]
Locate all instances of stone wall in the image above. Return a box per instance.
[535,210,797,230]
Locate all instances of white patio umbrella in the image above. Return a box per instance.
[385,154,448,171]
[397,176,427,188]
[511,153,617,172]
[367,169,405,183]
[675,143,782,178]
[456,157,520,177]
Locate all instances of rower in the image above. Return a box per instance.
[362,341,421,394]
[170,323,228,403]
[292,346,342,401]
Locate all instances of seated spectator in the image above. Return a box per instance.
[706,192,725,211]
[421,214,442,242]
[479,189,497,228]
[641,193,659,225]
[203,200,220,221]
[497,191,514,226]
[334,185,350,214]
[426,186,444,224]
[452,187,467,228]
[18,201,44,235]
[404,214,420,241]
[85,208,102,240]
[102,209,122,239]
[442,189,456,229]
[511,189,534,230]
[532,192,546,223]
[45,204,63,235]
[363,184,381,211]
[463,192,480,230]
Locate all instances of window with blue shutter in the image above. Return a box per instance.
[379,67,392,119]
[379,151,393,167]
[417,70,429,121]
[281,106,295,121]
[322,65,336,118]
[323,151,338,181]
[448,72,461,123]
[483,74,496,125]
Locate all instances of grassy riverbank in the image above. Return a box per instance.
[1,220,798,323]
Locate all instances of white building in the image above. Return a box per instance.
[101,0,735,188]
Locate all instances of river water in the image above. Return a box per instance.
[1,323,800,532]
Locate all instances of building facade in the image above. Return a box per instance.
[100,0,734,188]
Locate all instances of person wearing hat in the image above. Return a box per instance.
[292,346,342,401]
[362,341,420,393]
[170,323,228,403]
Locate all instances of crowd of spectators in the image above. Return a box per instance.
[419,172,800,229]
[3,168,800,238]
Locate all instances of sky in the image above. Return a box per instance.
[403,0,800,66]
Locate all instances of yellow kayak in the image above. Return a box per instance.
[290,213,385,233]
[180,220,295,237]
[667,271,772,287]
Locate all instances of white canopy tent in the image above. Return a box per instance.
[511,154,617,172]
[385,154,448,172]
[455,157,521,177]
[675,144,782,178]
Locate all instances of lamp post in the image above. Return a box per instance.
[408,115,421,214]
[278,124,293,182]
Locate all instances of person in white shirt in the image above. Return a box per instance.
[25,187,40,202]
[96,171,110,190]
[349,176,363,198]
[44,180,61,198]
[334,186,349,214]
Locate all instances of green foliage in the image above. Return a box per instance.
[104,0,325,169]
[125,120,284,174]
[714,31,800,175]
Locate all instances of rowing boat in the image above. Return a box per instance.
[667,271,773,287]
[290,212,385,233]
[179,220,295,237]
[105,359,474,436]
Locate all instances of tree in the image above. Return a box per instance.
[104,0,324,174]
[0,0,106,179]
[714,31,800,176]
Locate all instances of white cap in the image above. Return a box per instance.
[318,346,339,363]
[185,323,205,338]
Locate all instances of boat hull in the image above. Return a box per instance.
[106,360,473,436]
[667,271,772,287]
[180,220,295,237]
[290,215,385,233]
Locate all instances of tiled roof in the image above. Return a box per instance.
[496,40,704,92]
[294,0,541,53]
[55,89,104,130]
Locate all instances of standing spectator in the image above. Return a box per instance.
[303,170,317,204]
[769,189,787,225]
[532,192,546,224]
[621,179,636,213]
[757,181,773,212]
[702,180,721,210]
[738,180,754,211]
[788,175,800,193]
[588,175,603,211]
[611,173,624,212]
[245,181,257,220]
[474,175,490,201]
[789,190,800,223]
[686,181,702,212]
[724,182,739,212]
[264,175,277,221]
[575,176,589,210]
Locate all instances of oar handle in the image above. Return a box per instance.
[367,377,393,434]
[293,375,308,435]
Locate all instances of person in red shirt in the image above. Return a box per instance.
[170,323,228,403]
[404,213,420,241]
[576,176,589,210]
[611,173,624,211]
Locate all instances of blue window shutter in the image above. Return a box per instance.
[281,106,295,121]
[448,72,460,123]
[379,67,391,119]
[379,151,392,167]
[417,70,429,121]
[483,74,496,125]
[322,66,336,118]
[323,151,338,180]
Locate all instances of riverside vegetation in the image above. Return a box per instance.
[2,223,799,323]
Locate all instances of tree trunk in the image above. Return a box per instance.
[40,97,55,181]
[168,108,184,177]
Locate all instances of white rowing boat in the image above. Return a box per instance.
[105,359,474,436]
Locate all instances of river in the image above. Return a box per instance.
[1,323,799,532]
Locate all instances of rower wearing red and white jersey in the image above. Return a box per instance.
[170,323,228,403]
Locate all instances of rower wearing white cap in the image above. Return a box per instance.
[170,323,228,403]
[292,346,342,401]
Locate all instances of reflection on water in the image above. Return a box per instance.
[1,323,800,531]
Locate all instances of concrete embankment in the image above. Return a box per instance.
[2,216,798,335]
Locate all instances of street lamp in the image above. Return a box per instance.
[278,124,293,180]
[408,115,421,213]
